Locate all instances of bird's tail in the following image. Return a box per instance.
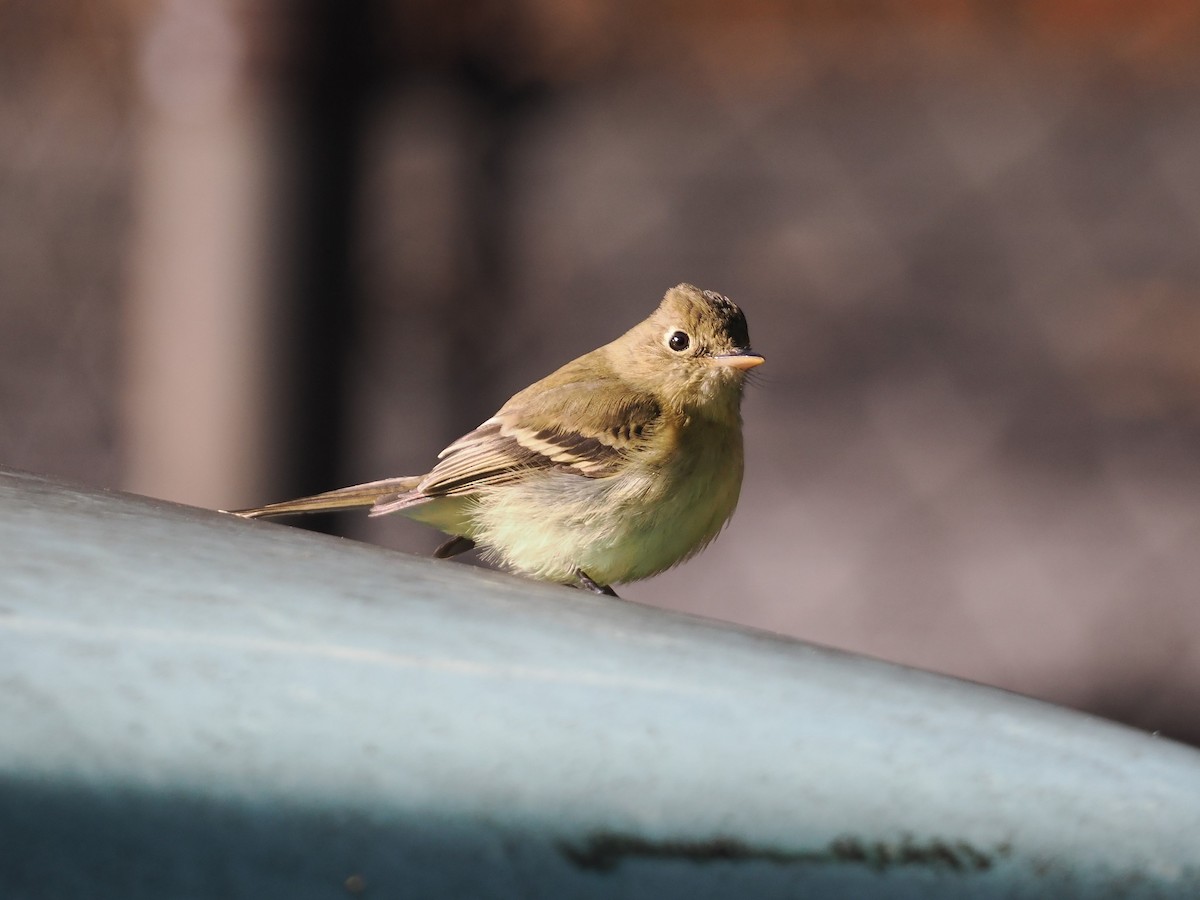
[226,476,423,519]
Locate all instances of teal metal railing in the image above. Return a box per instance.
[1,468,1198,898]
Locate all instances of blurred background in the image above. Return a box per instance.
[3,0,1200,743]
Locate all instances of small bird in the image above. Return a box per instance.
[230,284,763,597]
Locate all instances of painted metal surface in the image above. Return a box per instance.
[1,468,1198,898]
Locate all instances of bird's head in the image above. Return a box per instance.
[615,284,763,414]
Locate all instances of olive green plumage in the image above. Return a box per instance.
[231,284,762,595]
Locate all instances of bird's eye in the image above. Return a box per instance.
[667,331,690,352]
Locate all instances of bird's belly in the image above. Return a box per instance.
[472,452,743,587]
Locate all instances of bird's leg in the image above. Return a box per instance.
[575,569,621,598]
[435,536,475,559]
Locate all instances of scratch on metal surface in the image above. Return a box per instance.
[559,832,1011,874]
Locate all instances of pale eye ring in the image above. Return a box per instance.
[667,330,690,352]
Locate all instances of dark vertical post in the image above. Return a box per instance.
[274,0,378,533]
[446,60,546,430]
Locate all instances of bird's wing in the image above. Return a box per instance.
[417,380,663,497]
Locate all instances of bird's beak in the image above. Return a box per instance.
[711,352,764,371]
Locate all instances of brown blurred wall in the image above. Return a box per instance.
[2,0,1200,743]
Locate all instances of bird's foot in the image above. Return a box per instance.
[435,536,475,559]
[575,569,621,599]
